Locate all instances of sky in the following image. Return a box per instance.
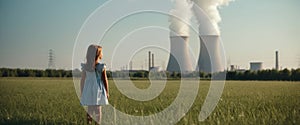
[0,0,299,70]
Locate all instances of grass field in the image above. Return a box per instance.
[0,78,299,125]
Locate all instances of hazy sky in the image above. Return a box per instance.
[0,0,299,70]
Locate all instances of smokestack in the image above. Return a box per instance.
[275,51,279,70]
[130,61,133,71]
[149,51,151,71]
[152,54,154,67]
[167,36,193,72]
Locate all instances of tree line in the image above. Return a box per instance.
[0,68,73,77]
[0,68,299,81]
[226,68,300,81]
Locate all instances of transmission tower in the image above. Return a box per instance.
[48,49,55,69]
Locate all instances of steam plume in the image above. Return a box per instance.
[169,0,192,36]
[192,0,234,35]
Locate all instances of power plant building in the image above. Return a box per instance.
[250,62,263,71]
[148,51,160,72]
[166,3,226,73]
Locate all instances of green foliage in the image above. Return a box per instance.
[0,78,299,124]
[0,68,73,77]
[1,68,300,81]
[291,69,300,81]
[227,68,300,81]
[0,78,84,124]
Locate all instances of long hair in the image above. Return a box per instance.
[85,44,102,71]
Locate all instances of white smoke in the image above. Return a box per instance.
[192,0,234,35]
[169,0,192,36]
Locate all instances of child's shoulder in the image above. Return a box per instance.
[95,63,106,71]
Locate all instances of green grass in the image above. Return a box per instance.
[0,78,299,124]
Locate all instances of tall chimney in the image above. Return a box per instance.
[149,51,151,71]
[275,51,279,70]
[130,61,133,71]
[152,54,154,67]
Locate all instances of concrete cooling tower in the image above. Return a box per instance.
[167,36,193,72]
[198,35,224,73]
[191,4,225,73]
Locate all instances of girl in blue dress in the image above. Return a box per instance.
[80,44,109,124]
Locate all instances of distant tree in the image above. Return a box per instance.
[133,71,144,78]
[165,71,170,78]
[27,69,36,77]
[35,70,43,77]
[199,72,205,78]
[176,72,181,78]
[170,72,177,78]
[279,68,291,81]
[291,69,300,81]
[65,70,72,77]
[9,69,17,77]
[0,67,299,81]
[144,71,149,78]
[56,69,64,77]
[205,73,212,79]
[2,68,9,77]
[106,71,112,78]
[72,69,81,77]
[227,71,237,80]
[45,69,52,77]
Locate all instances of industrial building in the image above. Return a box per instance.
[250,62,263,71]
[148,51,161,72]
[166,7,226,73]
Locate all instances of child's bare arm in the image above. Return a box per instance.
[102,69,109,98]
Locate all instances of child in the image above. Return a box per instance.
[80,44,109,124]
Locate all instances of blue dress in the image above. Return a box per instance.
[80,63,108,106]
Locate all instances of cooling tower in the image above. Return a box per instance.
[167,36,193,72]
[191,4,225,73]
[197,35,224,73]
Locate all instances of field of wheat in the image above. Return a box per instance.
[0,78,299,124]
